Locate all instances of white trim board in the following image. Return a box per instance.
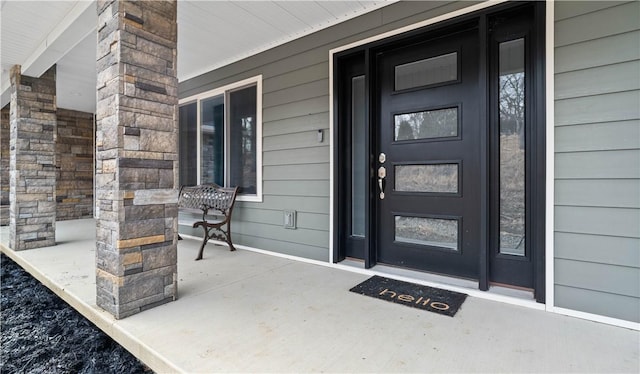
[544,0,556,313]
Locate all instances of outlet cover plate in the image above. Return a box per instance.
[283,210,296,229]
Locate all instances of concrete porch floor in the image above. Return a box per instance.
[1,219,638,373]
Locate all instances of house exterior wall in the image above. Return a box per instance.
[179,0,639,323]
[553,1,640,323]
[55,109,94,221]
[179,0,471,261]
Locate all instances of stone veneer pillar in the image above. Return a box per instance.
[1,106,9,226]
[9,65,57,250]
[95,0,178,319]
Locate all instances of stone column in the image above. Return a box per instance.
[9,65,57,250]
[95,0,178,319]
[1,106,9,226]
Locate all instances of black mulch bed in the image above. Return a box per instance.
[1,254,153,374]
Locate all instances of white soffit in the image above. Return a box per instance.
[0,1,78,77]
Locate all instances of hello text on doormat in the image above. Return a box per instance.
[349,276,467,317]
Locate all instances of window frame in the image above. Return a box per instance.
[179,75,263,202]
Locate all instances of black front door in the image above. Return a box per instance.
[335,2,545,298]
[375,26,481,279]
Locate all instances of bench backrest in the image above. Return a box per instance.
[178,184,238,215]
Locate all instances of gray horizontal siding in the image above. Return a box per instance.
[555,120,639,152]
[554,1,629,21]
[555,90,640,126]
[264,132,328,152]
[555,285,640,323]
[554,1,640,322]
[230,221,329,248]
[264,146,329,166]
[236,195,329,215]
[231,233,329,262]
[263,96,328,123]
[556,258,640,298]
[555,150,640,179]
[555,179,640,209]
[262,113,329,137]
[263,79,328,109]
[554,2,640,47]
[263,164,329,181]
[555,232,639,268]
[554,30,640,74]
[263,63,328,94]
[179,226,328,262]
[233,208,330,231]
[555,206,640,239]
[262,181,329,197]
[179,209,329,250]
[554,61,640,100]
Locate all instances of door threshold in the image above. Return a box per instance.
[338,259,536,305]
[373,263,479,290]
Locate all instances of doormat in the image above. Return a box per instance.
[349,276,467,317]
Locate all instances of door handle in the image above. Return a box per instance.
[378,178,384,199]
[378,166,386,199]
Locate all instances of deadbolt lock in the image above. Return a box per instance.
[379,153,386,164]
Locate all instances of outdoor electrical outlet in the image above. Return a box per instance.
[283,210,297,229]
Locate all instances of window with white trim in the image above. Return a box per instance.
[178,76,262,202]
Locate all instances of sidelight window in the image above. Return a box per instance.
[498,38,526,256]
[351,76,366,237]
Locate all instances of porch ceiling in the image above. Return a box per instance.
[1,0,394,114]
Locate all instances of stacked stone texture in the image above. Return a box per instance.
[95,0,178,319]
[56,109,95,220]
[9,65,57,250]
[1,107,9,225]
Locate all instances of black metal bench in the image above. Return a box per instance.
[178,184,239,261]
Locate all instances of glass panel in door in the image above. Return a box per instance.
[394,107,458,141]
[394,52,458,90]
[395,164,459,193]
[395,216,459,250]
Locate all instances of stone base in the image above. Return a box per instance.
[96,263,177,319]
